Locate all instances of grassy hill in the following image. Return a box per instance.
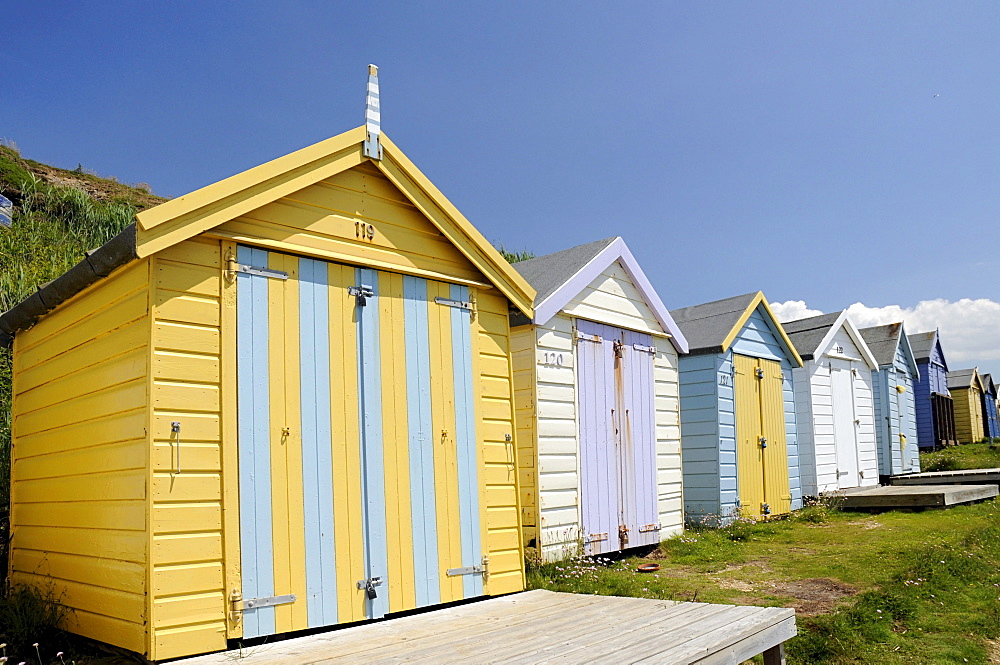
[0,142,166,504]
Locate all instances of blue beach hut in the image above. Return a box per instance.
[670,292,803,523]
[907,330,957,449]
[860,323,920,478]
[981,373,999,439]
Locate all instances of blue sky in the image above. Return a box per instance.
[3,3,999,376]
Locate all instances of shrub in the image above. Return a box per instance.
[0,582,68,659]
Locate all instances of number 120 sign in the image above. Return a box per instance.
[540,352,565,367]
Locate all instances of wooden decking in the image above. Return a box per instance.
[175,590,796,664]
[891,468,1000,486]
[839,483,998,509]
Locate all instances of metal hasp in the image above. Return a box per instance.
[349,284,374,307]
[236,264,289,280]
[434,297,473,311]
[363,64,383,160]
[234,594,296,611]
[357,576,384,599]
[761,503,771,516]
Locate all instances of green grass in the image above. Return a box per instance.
[493,242,535,263]
[528,500,1000,664]
[921,440,1000,472]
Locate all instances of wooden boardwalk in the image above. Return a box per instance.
[840,484,998,509]
[175,590,796,664]
[891,468,1000,486]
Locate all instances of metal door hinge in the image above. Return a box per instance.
[575,330,602,343]
[447,565,484,576]
[234,264,289,280]
[586,532,608,543]
[349,284,374,306]
[357,576,384,599]
[632,343,656,354]
[638,523,661,533]
[447,556,490,581]
[434,297,474,312]
[233,593,296,611]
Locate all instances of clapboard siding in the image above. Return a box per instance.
[532,315,579,560]
[475,290,526,594]
[150,238,226,659]
[215,162,483,286]
[678,354,720,521]
[9,260,151,655]
[653,338,683,537]
[510,327,538,551]
[561,260,661,336]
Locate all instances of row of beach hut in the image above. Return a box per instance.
[1,104,997,658]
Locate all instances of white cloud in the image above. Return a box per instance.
[770,300,824,322]
[771,298,1000,377]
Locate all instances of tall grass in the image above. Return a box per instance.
[0,146,157,514]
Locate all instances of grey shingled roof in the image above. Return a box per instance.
[859,323,903,367]
[983,373,996,397]
[781,311,843,360]
[907,331,937,362]
[947,368,979,391]
[510,237,617,306]
[668,292,759,354]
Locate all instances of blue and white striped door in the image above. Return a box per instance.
[237,247,484,638]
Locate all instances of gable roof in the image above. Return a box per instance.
[669,291,802,365]
[134,127,534,315]
[982,373,997,397]
[860,322,919,378]
[0,127,537,345]
[907,330,950,372]
[947,368,983,392]
[511,237,688,353]
[781,310,878,368]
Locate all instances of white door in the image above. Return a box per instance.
[830,362,860,488]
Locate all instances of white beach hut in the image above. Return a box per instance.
[509,237,689,561]
[782,311,879,495]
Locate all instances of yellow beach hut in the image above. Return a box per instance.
[0,69,535,660]
[947,368,987,444]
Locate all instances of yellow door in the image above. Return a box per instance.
[734,354,791,518]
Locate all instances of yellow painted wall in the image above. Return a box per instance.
[148,238,228,660]
[213,162,485,288]
[475,291,525,593]
[9,260,151,655]
[509,326,538,556]
[954,385,985,444]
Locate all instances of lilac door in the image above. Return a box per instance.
[576,319,659,555]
